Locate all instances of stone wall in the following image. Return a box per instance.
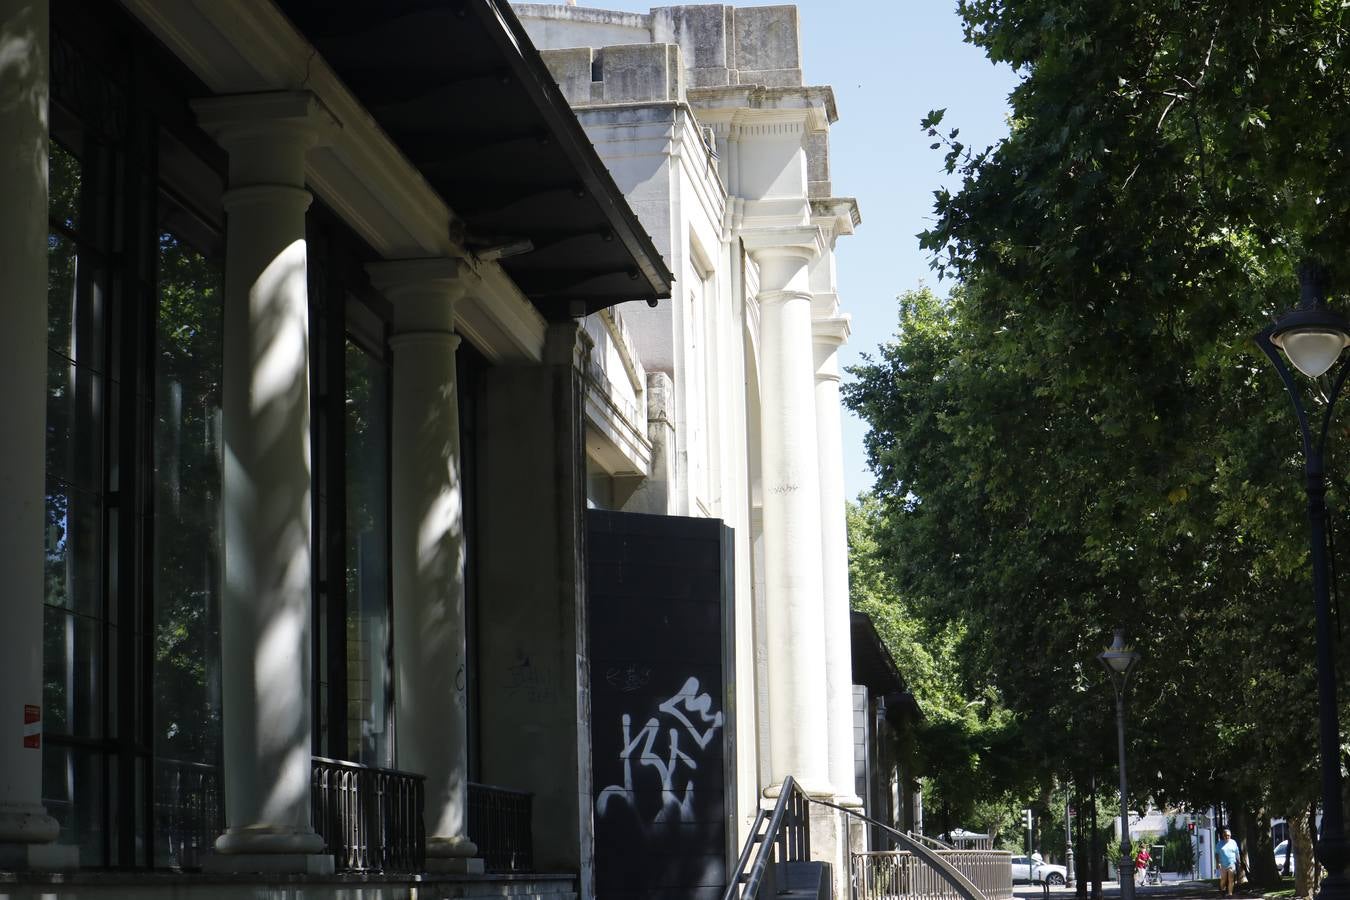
[517,4,804,89]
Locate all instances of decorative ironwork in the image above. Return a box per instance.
[468,782,534,872]
[152,757,224,869]
[853,849,1015,900]
[311,756,425,873]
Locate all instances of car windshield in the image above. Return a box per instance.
[1275,841,1289,854]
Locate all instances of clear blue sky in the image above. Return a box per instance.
[571,1,1018,499]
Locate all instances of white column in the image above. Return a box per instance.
[193,92,336,873]
[0,0,71,870]
[745,227,832,798]
[814,316,862,808]
[366,259,483,875]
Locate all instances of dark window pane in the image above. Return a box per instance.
[42,607,103,738]
[344,339,390,766]
[44,479,103,618]
[152,224,223,773]
[45,354,103,493]
[42,743,106,866]
[49,139,82,232]
[48,231,78,359]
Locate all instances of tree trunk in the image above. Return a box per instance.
[1293,807,1315,898]
[1310,802,1322,897]
[1090,788,1103,900]
[1239,802,1282,888]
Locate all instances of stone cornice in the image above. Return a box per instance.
[687,84,836,132]
[812,314,851,347]
[810,197,861,239]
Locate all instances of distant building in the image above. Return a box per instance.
[513,4,865,896]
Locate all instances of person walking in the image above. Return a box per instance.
[1215,828,1240,897]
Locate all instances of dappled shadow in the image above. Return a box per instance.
[219,231,321,847]
[388,333,472,844]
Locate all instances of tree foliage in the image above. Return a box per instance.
[846,1,1350,875]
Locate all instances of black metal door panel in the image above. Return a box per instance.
[587,510,735,900]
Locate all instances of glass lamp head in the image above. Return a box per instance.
[1271,325,1350,378]
[1270,272,1350,378]
[1098,628,1140,678]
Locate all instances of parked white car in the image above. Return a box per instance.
[1011,853,1068,885]
[1274,840,1297,874]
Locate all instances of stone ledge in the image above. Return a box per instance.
[0,870,575,885]
[0,870,578,900]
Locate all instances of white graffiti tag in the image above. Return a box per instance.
[595,676,725,825]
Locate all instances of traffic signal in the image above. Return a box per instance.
[1188,823,1196,834]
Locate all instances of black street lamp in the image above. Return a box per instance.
[1255,262,1350,900]
[1099,628,1141,900]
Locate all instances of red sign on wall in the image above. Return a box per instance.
[23,705,40,749]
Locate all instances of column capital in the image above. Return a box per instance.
[742,226,825,294]
[193,91,340,187]
[193,91,341,147]
[367,257,467,335]
[812,314,851,348]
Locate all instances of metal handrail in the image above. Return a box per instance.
[723,776,812,900]
[311,755,426,873]
[909,831,956,851]
[809,796,989,900]
[467,781,533,872]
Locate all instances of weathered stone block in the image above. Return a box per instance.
[733,5,803,87]
[595,43,684,103]
[539,47,594,106]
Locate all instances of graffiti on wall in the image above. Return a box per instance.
[595,676,725,825]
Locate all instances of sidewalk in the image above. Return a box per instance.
[1014,880,1230,900]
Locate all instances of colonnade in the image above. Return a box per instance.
[0,82,480,872]
[744,228,858,809]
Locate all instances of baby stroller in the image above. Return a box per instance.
[1144,844,1164,885]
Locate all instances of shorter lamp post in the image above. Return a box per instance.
[1099,628,1141,900]
[1066,794,1076,889]
[1255,262,1350,900]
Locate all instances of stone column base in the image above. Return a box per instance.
[0,841,79,870]
[764,778,834,800]
[426,856,485,874]
[201,852,335,875]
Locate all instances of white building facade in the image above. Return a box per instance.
[513,4,863,893]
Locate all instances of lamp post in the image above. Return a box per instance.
[1255,262,1350,900]
[1067,793,1076,889]
[1099,628,1141,900]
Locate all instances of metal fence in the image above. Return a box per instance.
[152,757,225,869]
[853,849,1014,900]
[311,756,426,873]
[467,782,533,872]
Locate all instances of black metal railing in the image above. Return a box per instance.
[811,795,991,900]
[467,782,533,872]
[311,756,426,873]
[152,757,225,869]
[723,776,813,900]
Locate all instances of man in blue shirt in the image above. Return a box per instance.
[1215,828,1240,897]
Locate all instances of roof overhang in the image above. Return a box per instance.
[275,0,673,320]
[851,610,914,712]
